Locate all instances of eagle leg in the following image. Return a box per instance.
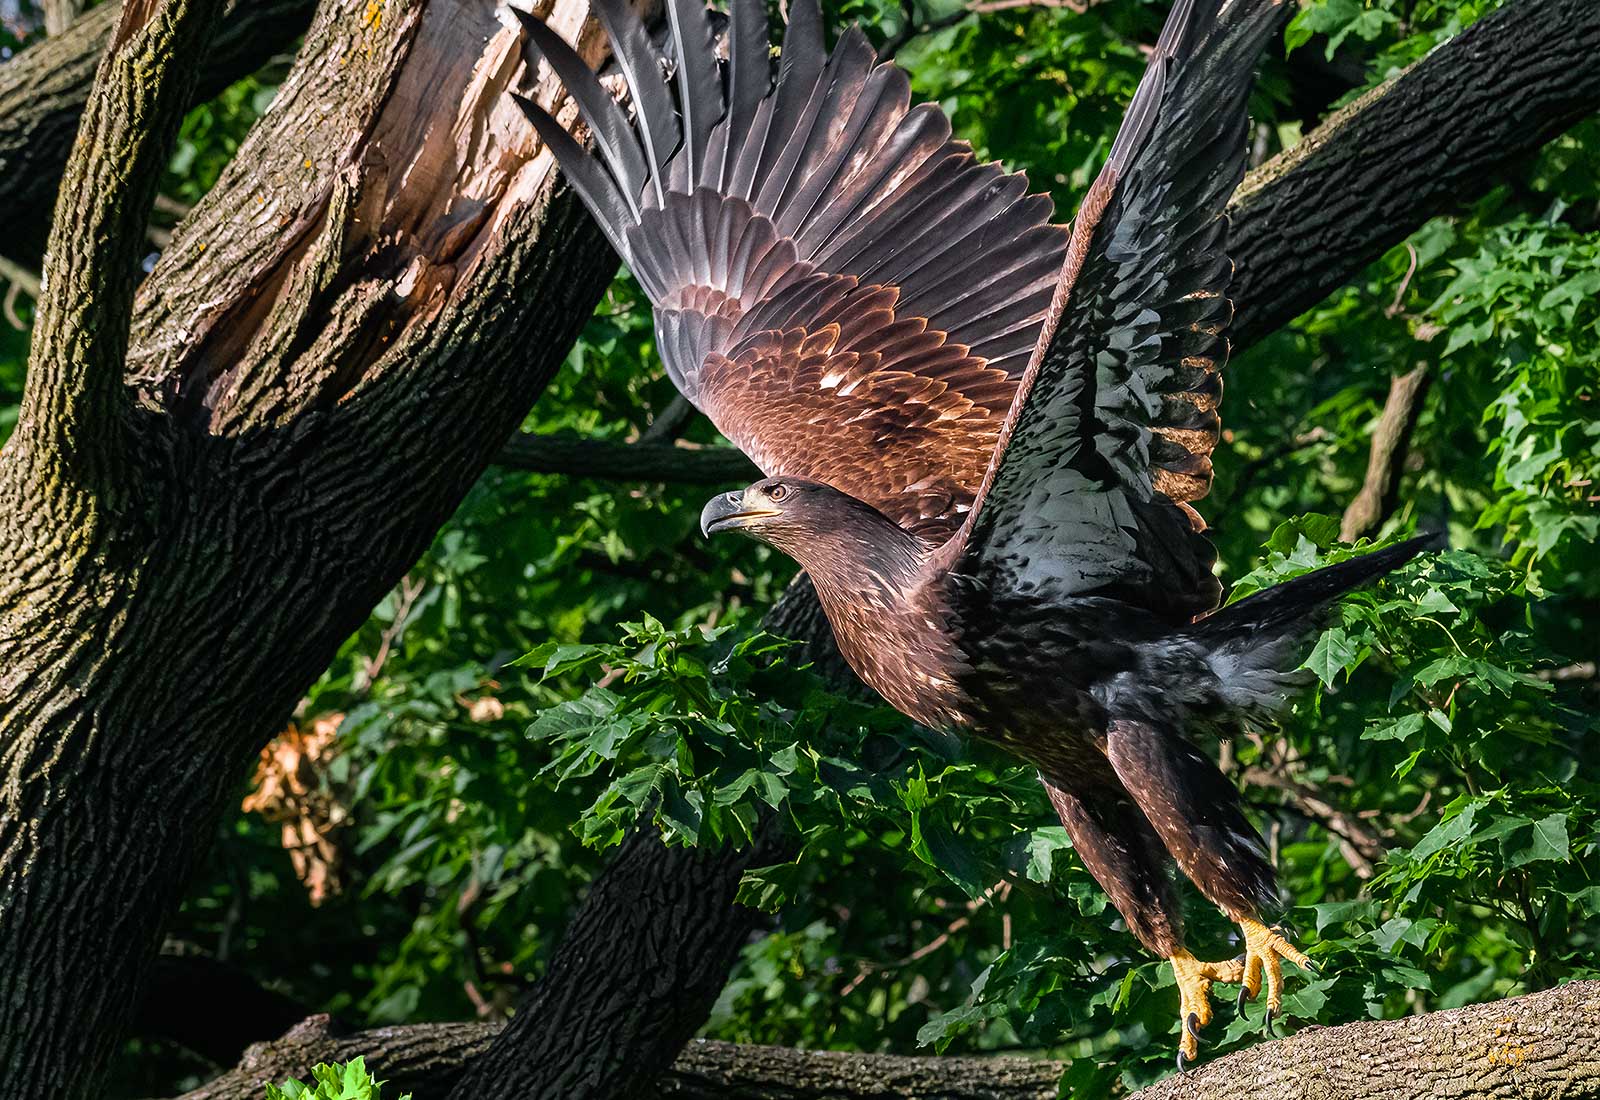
[1169,950,1245,1067]
[1232,917,1315,1032]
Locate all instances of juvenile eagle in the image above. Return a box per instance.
[515,0,1430,1063]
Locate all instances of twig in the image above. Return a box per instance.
[363,574,426,685]
[967,0,1093,12]
[495,432,759,484]
[638,393,696,444]
[1385,242,1419,317]
[840,881,1009,996]
[0,253,43,299]
[1536,661,1597,682]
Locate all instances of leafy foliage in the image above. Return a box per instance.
[264,1058,410,1100]
[0,0,1589,1096]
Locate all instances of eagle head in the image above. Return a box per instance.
[699,477,832,545]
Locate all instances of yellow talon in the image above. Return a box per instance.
[1169,950,1245,1067]
[1234,917,1314,1028]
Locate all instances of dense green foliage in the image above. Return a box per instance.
[1,0,1595,1096]
[264,1058,410,1100]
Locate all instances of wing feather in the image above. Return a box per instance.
[955,0,1288,619]
[516,0,1067,535]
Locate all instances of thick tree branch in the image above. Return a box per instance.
[0,0,620,1093]
[180,981,1600,1100]
[1229,0,1600,347]
[8,0,226,495]
[0,0,316,266]
[132,953,317,1067]
[445,822,788,1098]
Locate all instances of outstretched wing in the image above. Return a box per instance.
[955,0,1286,618]
[514,0,1067,537]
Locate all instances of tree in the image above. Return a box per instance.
[0,0,1595,1098]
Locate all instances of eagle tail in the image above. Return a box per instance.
[1187,533,1442,718]
[510,0,1067,395]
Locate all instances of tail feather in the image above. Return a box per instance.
[1201,533,1441,642]
[1188,532,1442,718]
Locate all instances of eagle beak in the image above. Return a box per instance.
[700,490,780,537]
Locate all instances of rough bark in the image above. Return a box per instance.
[1228,0,1600,347]
[446,824,787,1098]
[0,5,232,1095]
[0,0,618,1096]
[180,982,1600,1100]
[0,0,317,265]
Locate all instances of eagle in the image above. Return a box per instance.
[513,0,1431,1064]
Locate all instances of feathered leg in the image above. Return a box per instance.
[1040,771,1241,1067]
[1103,716,1314,1041]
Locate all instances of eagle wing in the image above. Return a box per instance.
[514,0,1067,538]
[954,0,1286,619]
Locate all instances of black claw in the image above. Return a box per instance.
[1303,957,1321,975]
[1176,1049,1190,1073]
[1236,985,1249,1014]
[1263,1007,1276,1036]
[1185,1011,1203,1046]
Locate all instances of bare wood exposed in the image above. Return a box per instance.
[179,981,1600,1100]
[0,0,618,1095]
[0,0,1596,1097]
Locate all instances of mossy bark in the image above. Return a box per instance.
[0,0,615,1094]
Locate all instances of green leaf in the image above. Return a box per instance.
[1303,626,1359,687]
[1505,813,1570,866]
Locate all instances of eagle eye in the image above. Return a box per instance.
[767,484,790,503]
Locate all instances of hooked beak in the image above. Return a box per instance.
[700,490,780,537]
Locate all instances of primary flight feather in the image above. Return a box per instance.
[513,0,1432,1064]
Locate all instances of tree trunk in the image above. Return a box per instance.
[181,981,1600,1100]
[0,0,617,1094]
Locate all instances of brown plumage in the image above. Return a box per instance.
[516,0,1434,1064]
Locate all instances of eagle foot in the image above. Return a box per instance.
[1168,950,1245,1066]
[1233,918,1314,1031]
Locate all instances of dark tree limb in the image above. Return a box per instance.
[1341,364,1432,541]
[133,953,318,1068]
[445,824,788,1098]
[495,431,758,484]
[11,0,226,496]
[0,0,316,265]
[180,981,1600,1100]
[1229,0,1600,347]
